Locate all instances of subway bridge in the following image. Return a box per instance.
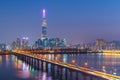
[0,50,120,80]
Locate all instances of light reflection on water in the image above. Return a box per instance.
[0,55,53,80]
[0,56,2,61]
[0,53,120,80]
[43,53,120,76]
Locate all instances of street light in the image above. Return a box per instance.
[102,65,106,72]
[84,61,88,68]
[72,59,76,65]
[102,66,106,69]
[113,68,117,75]
[85,62,88,66]
[55,57,58,61]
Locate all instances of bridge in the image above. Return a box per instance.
[20,49,99,54]
[9,50,120,80]
[101,50,120,53]
[0,50,11,55]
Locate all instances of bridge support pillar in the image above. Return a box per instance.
[28,57,30,64]
[25,56,27,62]
[90,76,93,80]
[25,57,27,63]
[69,69,73,80]
[46,62,48,72]
[29,58,31,65]
[30,57,31,64]
[24,56,27,61]
[34,59,36,69]
[30,58,32,65]
[27,57,29,64]
[27,57,28,63]
[57,66,59,76]
[26,56,27,62]
[82,74,87,80]
[37,59,39,70]
[29,57,30,64]
[76,71,79,80]
[51,64,54,76]
[41,61,43,71]
[25,56,26,61]
[32,58,34,67]
[65,68,68,80]
[22,55,23,60]
[59,67,62,80]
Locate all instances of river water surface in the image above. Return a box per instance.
[0,53,120,80]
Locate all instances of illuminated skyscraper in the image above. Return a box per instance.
[33,9,67,49]
[41,9,47,40]
[22,37,29,49]
[16,38,21,49]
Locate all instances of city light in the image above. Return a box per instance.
[0,0,120,80]
[43,9,46,18]
[72,59,75,64]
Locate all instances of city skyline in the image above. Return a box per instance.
[0,0,120,44]
[1,1,120,80]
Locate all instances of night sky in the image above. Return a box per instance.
[0,0,120,44]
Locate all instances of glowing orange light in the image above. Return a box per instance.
[72,60,75,64]
[102,66,106,69]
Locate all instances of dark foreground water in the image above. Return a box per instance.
[0,53,120,80]
[59,53,120,76]
[0,55,52,80]
[44,53,120,76]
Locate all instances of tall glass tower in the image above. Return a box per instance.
[41,9,47,40]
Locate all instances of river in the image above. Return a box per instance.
[0,53,119,80]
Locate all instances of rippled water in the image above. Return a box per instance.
[0,53,119,80]
[42,53,120,76]
[0,55,53,80]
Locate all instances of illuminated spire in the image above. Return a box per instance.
[41,9,47,40]
[43,9,46,18]
[42,9,47,26]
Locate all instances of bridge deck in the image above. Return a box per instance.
[13,50,120,80]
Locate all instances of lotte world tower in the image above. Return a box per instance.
[41,9,47,40]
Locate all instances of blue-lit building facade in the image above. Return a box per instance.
[0,43,6,50]
[11,37,29,50]
[34,38,67,49]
